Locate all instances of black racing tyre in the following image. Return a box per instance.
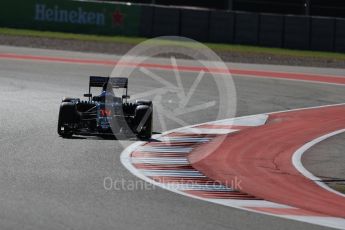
[61,97,79,103]
[134,105,153,139]
[57,102,79,138]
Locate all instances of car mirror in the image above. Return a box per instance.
[122,95,130,99]
[84,93,92,98]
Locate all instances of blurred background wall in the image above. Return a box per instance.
[0,0,344,52]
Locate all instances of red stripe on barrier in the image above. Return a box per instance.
[1,53,345,85]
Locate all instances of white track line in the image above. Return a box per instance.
[209,114,269,126]
[131,157,190,165]
[171,184,233,191]
[140,169,206,178]
[176,128,238,135]
[292,129,345,198]
[157,137,211,143]
[137,146,193,153]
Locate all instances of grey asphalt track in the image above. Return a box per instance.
[0,45,344,230]
[303,132,345,182]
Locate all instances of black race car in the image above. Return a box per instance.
[57,76,153,139]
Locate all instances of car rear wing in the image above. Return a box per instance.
[85,76,129,102]
[89,76,128,88]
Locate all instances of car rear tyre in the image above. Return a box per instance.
[134,105,153,139]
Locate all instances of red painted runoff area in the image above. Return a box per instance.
[189,105,345,218]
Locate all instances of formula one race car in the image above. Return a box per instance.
[57,76,153,139]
